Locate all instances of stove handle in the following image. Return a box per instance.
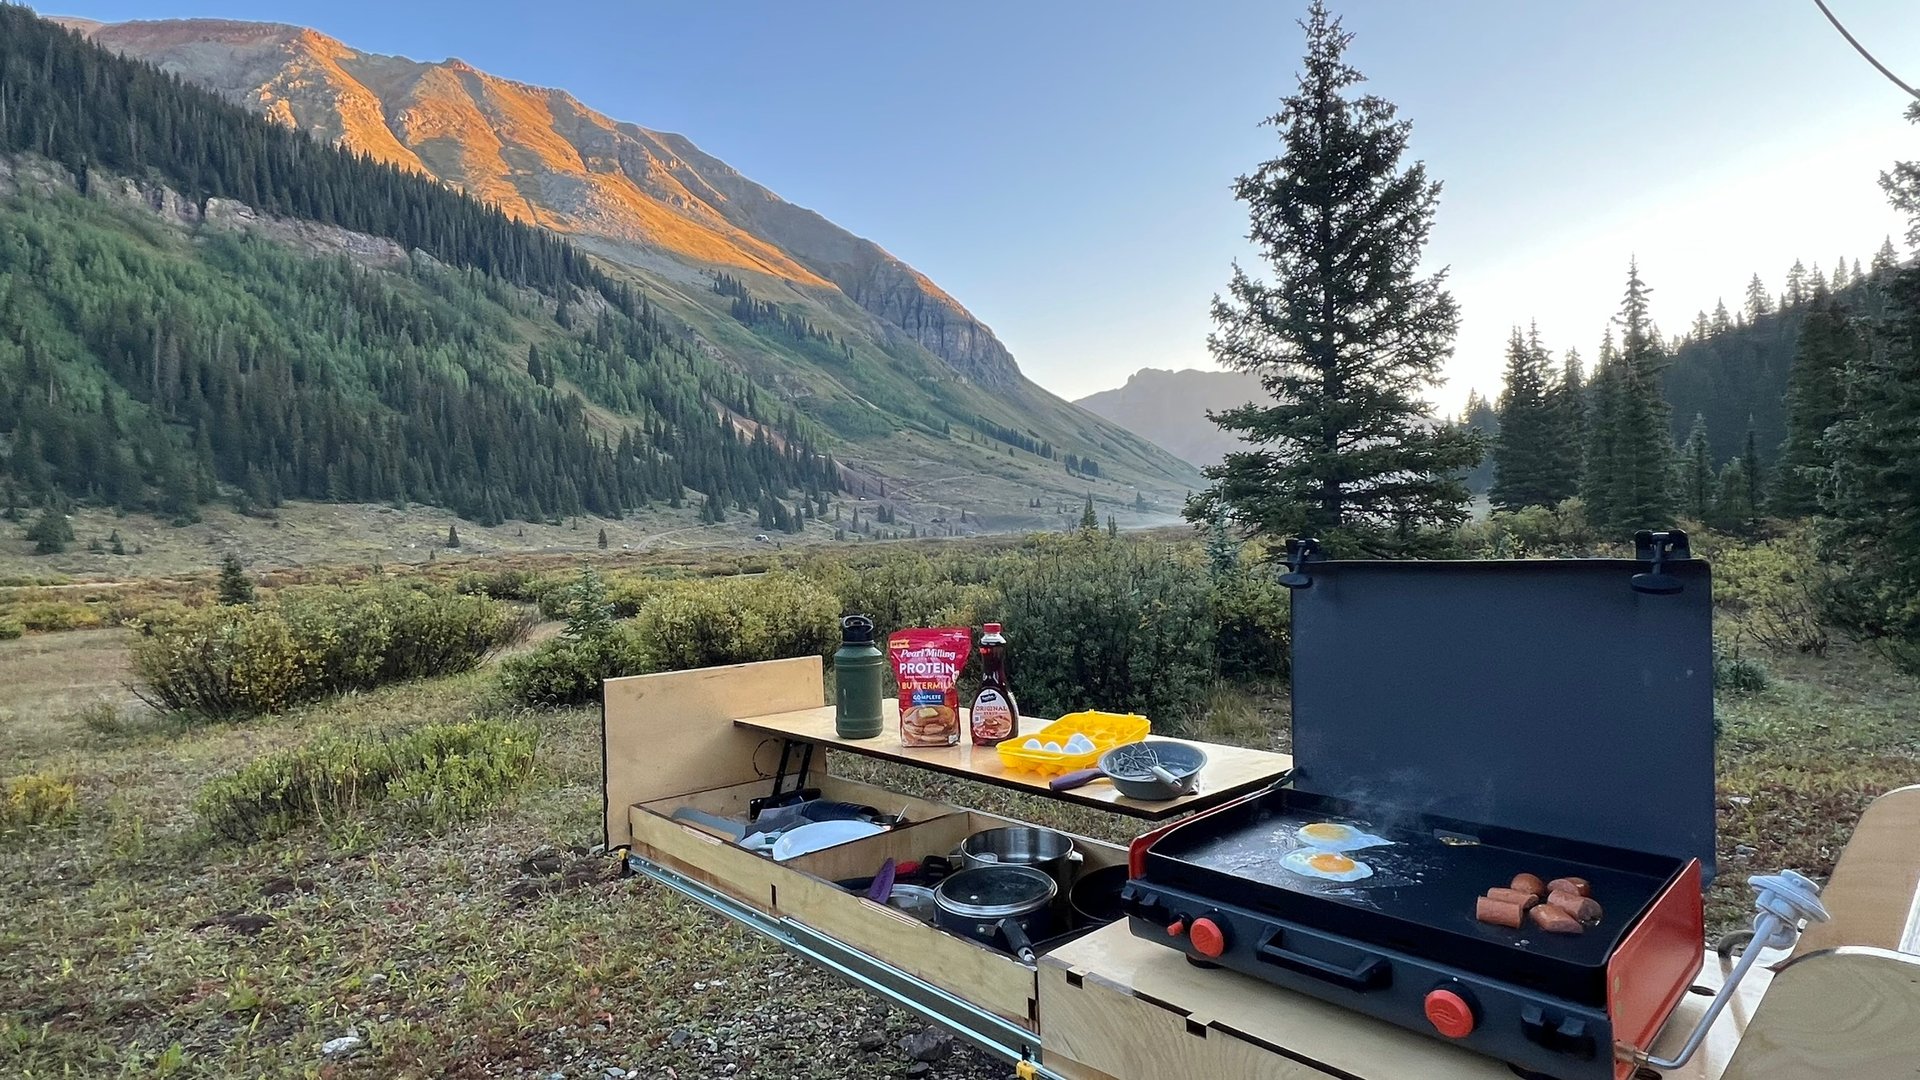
[1254,929,1391,992]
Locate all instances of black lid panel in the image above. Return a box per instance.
[1288,558,1715,881]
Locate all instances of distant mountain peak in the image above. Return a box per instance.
[1077,367,1264,469]
[59,14,1022,385]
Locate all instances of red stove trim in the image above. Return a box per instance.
[1605,858,1704,1079]
[1127,784,1272,878]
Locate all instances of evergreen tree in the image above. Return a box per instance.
[1711,456,1755,531]
[1680,415,1714,522]
[1107,513,1118,538]
[1189,2,1480,554]
[1598,260,1676,531]
[1775,295,1867,515]
[1743,421,1765,521]
[25,507,72,554]
[109,529,125,555]
[1490,325,1559,511]
[1745,274,1773,320]
[1079,495,1099,534]
[1710,299,1733,335]
[1785,259,1809,307]
[1871,236,1899,278]
[1580,331,1623,523]
[216,553,255,605]
[1819,108,1920,670]
[598,527,609,549]
[1542,348,1586,501]
[446,524,461,549]
[1456,389,1500,495]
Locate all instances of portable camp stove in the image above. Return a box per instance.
[1123,533,1752,1080]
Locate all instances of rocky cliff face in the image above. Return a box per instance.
[59,16,1020,386]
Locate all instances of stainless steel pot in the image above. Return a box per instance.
[933,864,1056,963]
[959,826,1081,887]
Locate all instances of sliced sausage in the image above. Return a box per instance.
[1475,896,1526,928]
[1547,890,1603,924]
[1485,887,1540,909]
[1509,873,1547,898]
[1530,903,1585,935]
[1546,876,1591,897]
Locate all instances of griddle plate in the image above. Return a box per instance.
[1143,787,1686,1000]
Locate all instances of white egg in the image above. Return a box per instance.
[1023,738,1043,750]
[1281,848,1375,882]
[1065,734,1094,753]
[1294,821,1391,852]
[1044,741,1062,752]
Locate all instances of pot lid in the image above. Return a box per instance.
[1285,550,1716,882]
[935,865,1056,917]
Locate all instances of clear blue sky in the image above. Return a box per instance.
[46,1,1920,410]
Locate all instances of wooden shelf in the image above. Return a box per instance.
[733,700,1293,820]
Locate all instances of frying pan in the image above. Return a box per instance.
[1048,740,1209,800]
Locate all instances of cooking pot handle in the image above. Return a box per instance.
[1254,929,1389,991]
[999,918,1037,965]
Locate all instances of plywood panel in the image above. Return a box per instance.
[602,656,823,848]
[1723,947,1920,1080]
[1792,784,1920,958]
[734,701,1291,819]
[1037,922,1764,1080]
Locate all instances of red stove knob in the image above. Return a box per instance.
[1166,919,1186,937]
[1188,918,1227,958]
[1424,988,1476,1039]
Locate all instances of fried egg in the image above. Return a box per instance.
[1295,821,1390,852]
[1281,849,1374,882]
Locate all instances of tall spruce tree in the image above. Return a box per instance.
[1189,1,1480,554]
[1490,325,1557,511]
[1775,295,1868,515]
[1580,331,1622,523]
[1742,421,1765,521]
[1680,415,1714,522]
[1819,105,1920,671]
[1745,274,1773,321]
[1710,299,1733,335]
[1597,261,1674,530]
[1542,347,1586,503]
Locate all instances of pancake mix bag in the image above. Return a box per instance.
[887,628,972,747]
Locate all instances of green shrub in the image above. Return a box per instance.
[196,718,538,843]
[14,601,105,632]
[808,552,997,641]
[1454,498,1606,559]
[0,618,21,640]
[1713,642,1771,694]
[993,536,1215,727]
[632,573,839,671]
[132,584,530,718]
[1212,565,1291,680]
[499,627,651,707]
[454,568,540,601]
[1712,530,1830,657]
[2,771,78,831]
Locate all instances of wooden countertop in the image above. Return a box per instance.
[733,700,1292,820]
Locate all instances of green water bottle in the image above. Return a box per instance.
[834,614,885,739]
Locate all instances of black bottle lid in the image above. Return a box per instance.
[840,613,875,644]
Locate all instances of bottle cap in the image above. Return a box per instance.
[983,622,1002,635]
[841,614,875,643]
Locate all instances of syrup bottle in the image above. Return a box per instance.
[970,622,1020,746]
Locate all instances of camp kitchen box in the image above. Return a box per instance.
[600,547,1920,1080]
